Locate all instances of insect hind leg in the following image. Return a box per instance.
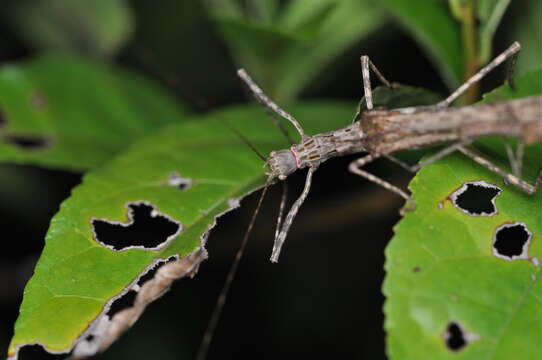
[437,42,521,108]
[349,153,416,215]
[458,145,542,194]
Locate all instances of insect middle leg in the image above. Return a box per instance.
[360,55,394,111]
[384,142,468,173]
[349,153,416,214]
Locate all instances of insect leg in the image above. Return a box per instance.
[437,42,522,107]
[237,69,307,140]
[270,167,316,263]
[349,153,416,214]
[384,142,468,173]
[274,181,288,243]
[457,145,542,194]
[360,55,393,111]
[505,141,525,178]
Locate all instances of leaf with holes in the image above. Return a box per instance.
[385,69,542,359]
[0,54,187,170]
[7,101,356,359]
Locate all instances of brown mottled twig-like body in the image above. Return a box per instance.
[239,41,542,263]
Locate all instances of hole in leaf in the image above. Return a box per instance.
[450,181,502,216]
[18,344,65,359]
[168,171,194,190]
[412,266,421,273]
[107,290,137,317]
[445,322,466,351]
[136,256,178,288]
[92,201,181,251]
[4,134,52,150]
[493,222,532,261]
[443,321,479,352]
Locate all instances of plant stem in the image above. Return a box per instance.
[460,1,479,105]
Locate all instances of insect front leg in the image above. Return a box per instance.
[270,167,316,263]
[348,153,416,214]
[457,145,542,194]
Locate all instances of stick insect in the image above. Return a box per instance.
[236,41,542,263]
[197,41,542,359]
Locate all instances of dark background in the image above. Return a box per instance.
[0,1,532,359]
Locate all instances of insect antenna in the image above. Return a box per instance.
[261,105,296,145]
[196,183,270,360]
[221,119,267,162]
[237,75,294,144]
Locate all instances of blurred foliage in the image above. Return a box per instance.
[509,1,542,74]
[380,0,463,88]
[6,0,133,59]
[203,0,386,102]
[0,0,541,359]
[0,54,187,170]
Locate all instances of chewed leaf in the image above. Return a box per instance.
[0,53,187,170]
[385,151,542,359]
[8,101,355,358]
[385,70,542,359]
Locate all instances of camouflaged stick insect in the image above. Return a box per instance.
[239,41,542,263]
[195,41,542,360]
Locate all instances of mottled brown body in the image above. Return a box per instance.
[360,95,542,155]
[285,95,542,173]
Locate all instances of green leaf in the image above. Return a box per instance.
[385,69,542,359]
[482,68,542,102]
[8,101,356,357]
[0,54,187,170]
[508,1,542,75]
[204,0,385,102]
[8,0,133,58]
[380,0,463,89]
[357,84,443,112]
[478,0,511,63]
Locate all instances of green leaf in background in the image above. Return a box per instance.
[384,69,542,359]
[483,68,542,102]
[478,0,511,63]
[380,0,463,89]
[8,101,356,358]
[0,54,187,170]
[509,0,542,75]
[7,0,133,58]
[204,0,385,102]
